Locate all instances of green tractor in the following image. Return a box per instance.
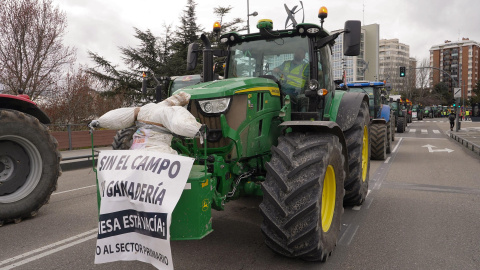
[168,10,370,261]
[113,8,370,261]
[389,97,406,133]
[412,104,424,120]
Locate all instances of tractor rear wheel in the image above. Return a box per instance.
[260,132,345,261]
[112,126,136,150]
[371,124,387,160]
[0,110,61,225]
[397,117,405,133]
[343,101,370,206]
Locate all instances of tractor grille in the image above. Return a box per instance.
[189,95,247,149]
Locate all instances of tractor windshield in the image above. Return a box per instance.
[170,75,202,92]
[226,36,318,96]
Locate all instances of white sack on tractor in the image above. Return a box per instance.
[130,124,178,155]
[92,91,201,154]
[95,107,140,130]
[137,103,201,138]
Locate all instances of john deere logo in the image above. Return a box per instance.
[202,199,210,212]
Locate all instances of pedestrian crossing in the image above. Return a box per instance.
[405,128,442,135]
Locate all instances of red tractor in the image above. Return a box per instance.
[0,91,61,226]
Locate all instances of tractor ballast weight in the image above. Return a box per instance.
[116,11,369,262]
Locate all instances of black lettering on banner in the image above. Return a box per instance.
[97,209,168,240]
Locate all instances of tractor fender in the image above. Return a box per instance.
[332,92,369,131]
[279,121,349,176]
[371,118,387,125]
[0,95,50,124]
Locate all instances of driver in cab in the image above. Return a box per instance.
[273,47,310,97]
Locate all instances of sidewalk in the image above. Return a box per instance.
[60,146,110,171]
[449,120,480,155]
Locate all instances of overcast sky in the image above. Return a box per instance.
[52,0,480,69]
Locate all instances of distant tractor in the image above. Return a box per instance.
[0,92,61,226]
[389,96,406,133]
[412,104,424,120]
[345,82,393,159]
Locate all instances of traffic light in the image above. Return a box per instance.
[400,66,406,77]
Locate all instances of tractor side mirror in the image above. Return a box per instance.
[343,20,361,56]
[187,43,199,71]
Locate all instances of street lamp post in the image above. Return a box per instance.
[247,0,258,34]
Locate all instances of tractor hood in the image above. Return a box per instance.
[173,77,280,100]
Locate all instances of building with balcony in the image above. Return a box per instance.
[430,38,480,98]
[379,39,411,92]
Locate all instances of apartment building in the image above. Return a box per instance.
[379,39,411,91]
[430,38,480,98]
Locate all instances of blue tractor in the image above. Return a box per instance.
[342,82,393,160]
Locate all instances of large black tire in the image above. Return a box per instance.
[342,101,370,206]
[391,117,395,141]
[397,117,405,133]
[386,122,392,154]
[112,126,136,150]
[370,124,387,160]
[0,110,61,225]
[260,132,345,261]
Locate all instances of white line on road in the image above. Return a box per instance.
[0,229,97,268]
[433,130,440,134]
[52,185,96,196]
[409,129,416,133]
[421,129,428,134]
[391,137,403,153]
[384,157,391,163]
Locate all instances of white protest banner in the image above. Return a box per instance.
[94,150,193,270]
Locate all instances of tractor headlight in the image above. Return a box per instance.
[198,97,231,114]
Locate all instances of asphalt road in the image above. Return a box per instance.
[1,118,480,270]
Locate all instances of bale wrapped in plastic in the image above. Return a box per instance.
[130,122,177,154]
[137,104,201,138]
[96,107,140,130]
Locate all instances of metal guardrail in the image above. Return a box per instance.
[450,133,480,155]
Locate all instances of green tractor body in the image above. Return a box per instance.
[145,15,370,261]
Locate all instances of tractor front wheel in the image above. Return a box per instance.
[343,100,370,206]
[260,132,345,261]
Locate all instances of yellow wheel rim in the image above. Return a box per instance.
[361,125,369,182]
[321,165,336,232]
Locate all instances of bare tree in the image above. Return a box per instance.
[0,0,75,100]
[41,66,127,128]
[416,58,431,99]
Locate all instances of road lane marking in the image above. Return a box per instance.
[338,224,359,246]
[433,130,440,134]
[421,129,427,134]
[384,157,391,163]
[0,233,97,270]
[391,137,403,153]
[52,185,96,196]
[409,129,416,133]
[0,229,97,267]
